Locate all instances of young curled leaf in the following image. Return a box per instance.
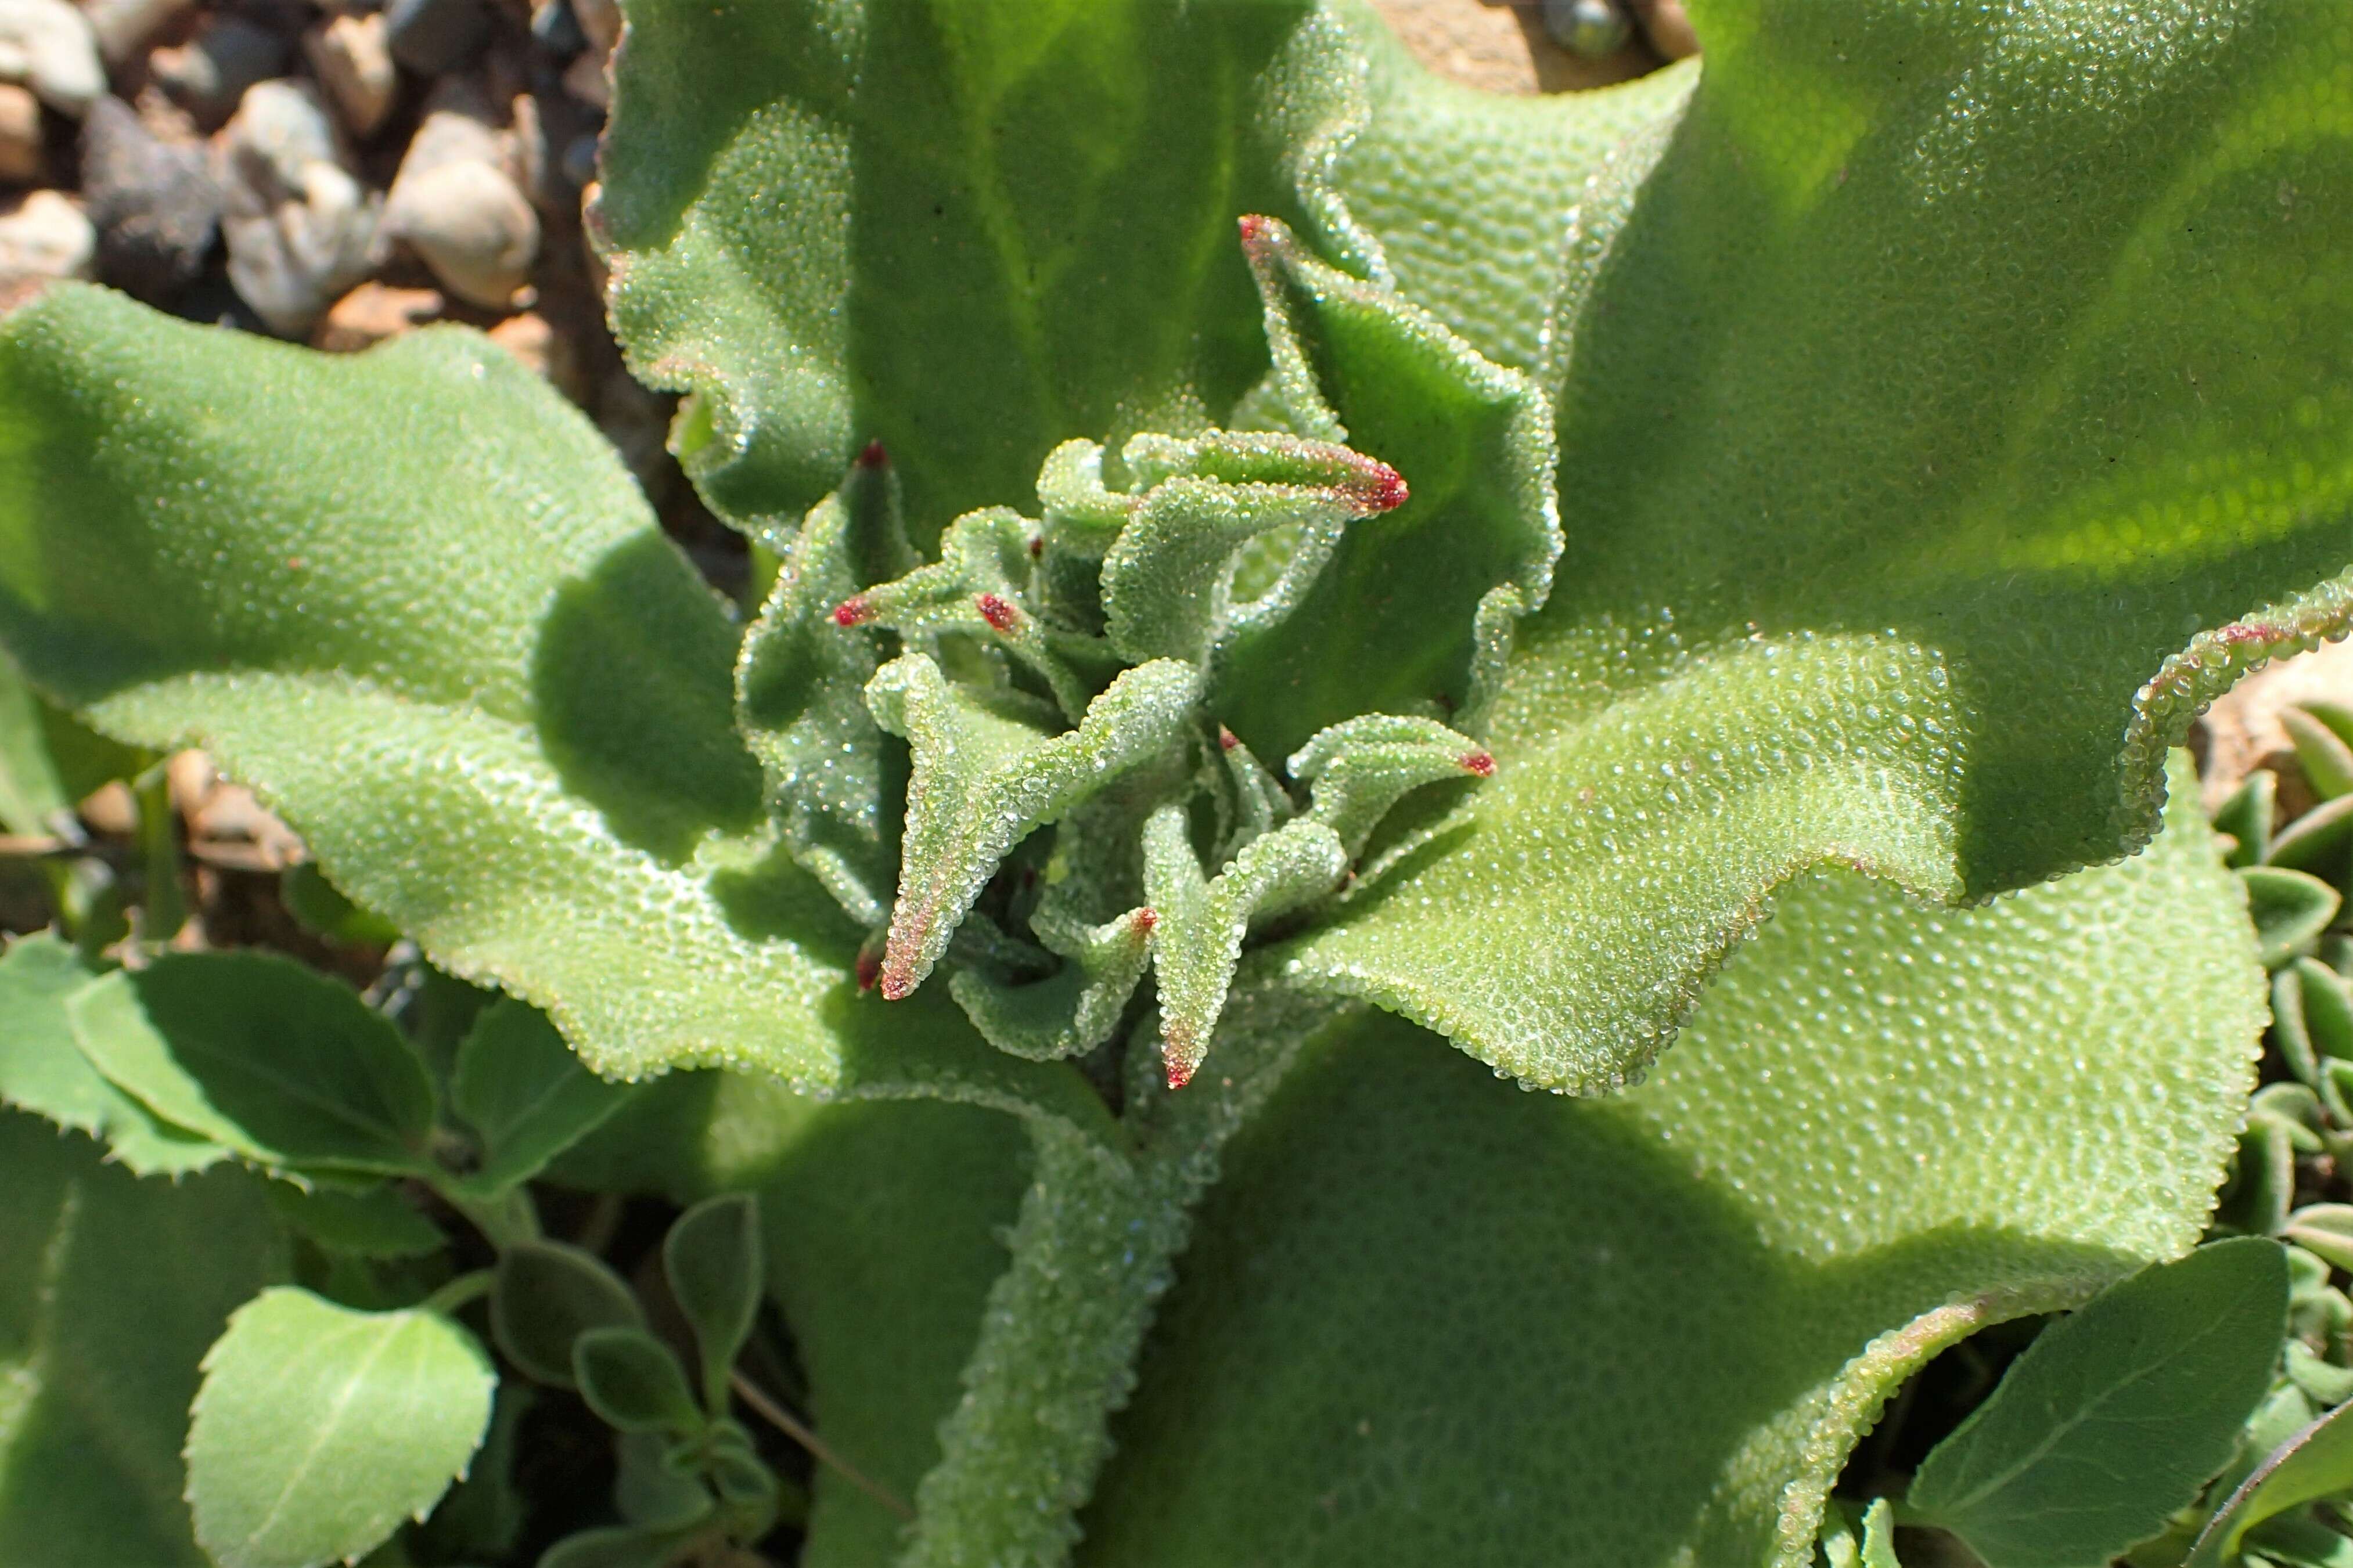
[1290,712,1494,857]
[951,905,1159,1062]
[868,653,1201,1003]
[1146,805,1349,1088]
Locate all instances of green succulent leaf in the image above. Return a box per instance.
[186,1288,495,1568]
[2246,868,2343,970]
[452,999,639,1196]
[0,932,226,1175]
[663,1192,764,1408]
[1905,1238,2289,1568]
[1071,762,2261,1568]
[490,1241,646,1390]
[1273,0,2353,1090]
[866,651,1199,1000]
[948,904,1157,1062]
[0,284,1113,1133]
[0,1110,285,1568]
[65,952,437,1181]
[2287,708,2353,801]
[2218,770,2278,870]
[598,0,1335,530]
[1819,1498,1901,1568]
[2190,1400,2353,1568]
[573,1327,706,1437]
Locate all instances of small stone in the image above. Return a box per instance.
[558,43,604,109]
[395,79,509,181]
[150,15,290,131]
[312,278,440,350]
[0,0,102,117]
[0,82,38,181]
[77,0,192,66]
[1541,0,1631,59]
[384,0,488,75]
[303,12,394,139]
[81,93,220,299]
[385,158,532,306]
[0,187,93,282]
[486,309,581,399]
[214,80,382,336]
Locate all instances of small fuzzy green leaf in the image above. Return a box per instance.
[867,652,1200,1000]
[66,953,435,1180]
[598,0,1329,529]
[1906,1239,2289,1568]
[2271,796,2353,878]
[186,1286,495,1568]
[2286,1207,2353,1276]
[491,1241,645,1390]
[451,999,637,1195]
[1146,807,1348,1088]
[1290,712,1493,857]
[1217,215,1559,756]
[265,1182,446,1260]
[574,1327,706,1437]
[0,932,226,1174]
[2289,708,2353,801]
[539,1524,701,1568]
[614,1430,715,1532]
[737,453,913,929]
[2191,1401,2353,1568]
[0,1110,284,1567]
[2218,771,2278,870]
[664,1192,763,1408]
[2294,960,2353,1064]
[949,906,1157,1061]
[2246,868,2343,969]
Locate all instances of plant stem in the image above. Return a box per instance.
[423,1268,494,1317]
[729,1368,913,1521]
[437,1181,542,1251]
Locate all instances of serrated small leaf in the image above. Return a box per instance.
[2191,1400,2353,1568]
[67,952,436,1179]
[0,932,226,1175]
[574,1327,705,1436]
[664,1192,762,1408]
[1908,1238,2289,1568]
[2245,868,2342,969]
[451,999,636,1195]
[266,1181,446,1260]
[491,1241,644,1390]
[2289,708,2353,802]
[186,1286,495,1568]
[866,652,1200,1001]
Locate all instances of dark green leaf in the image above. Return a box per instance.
[2244,868,2341,969]
[451,999,638,1196]
[2217,770,2278,870]
[0,931,226,1174]
[186,1287,494,1568]
[279,863,402,948]
[663,1192,762,1409]
[0,651,139,837]
[574,1326,705,1436]
[266,1181,447,1260]
[2269,796,2353,875]
[412,1382,531,1563]
[614,1430,715,1531]
[491,1241,645,1389]
[1906,1239,2289,1568]
[2289,708,2353,801]
[0,1109,284,1568]
[66,951,437,1178]
[538,1524,699,1568]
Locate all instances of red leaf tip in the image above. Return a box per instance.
[1217,726,1240,752]
[833,595,874,628]
[1131,907,1158,938]
[1460,750,1496,777]
[854,949,882,992]
[975,593,1020,632]
[879,971,914,1001]
[857,439,888,469]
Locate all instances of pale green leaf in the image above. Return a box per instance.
[1907,1238,2288,1568]
[66,953,437,1180]
[1071,762,2262,1568]
[0,1110,285,1568]
[0,284,1116,1134]
[186,1287,495,1568]
[598,0,1336,530]
[451,999,638,1195]
[1278,0,2353,1090]
[0,932,226,1175]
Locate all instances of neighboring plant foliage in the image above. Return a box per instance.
[0,2,2347,1567]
